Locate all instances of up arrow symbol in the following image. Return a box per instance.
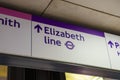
[34,24,42,33]
[108,41,114,48]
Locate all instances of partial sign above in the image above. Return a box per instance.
[0,7,31,56]
[105,33,120,70]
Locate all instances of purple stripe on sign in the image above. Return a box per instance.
[0,7,31,20]
[32,15,104,37]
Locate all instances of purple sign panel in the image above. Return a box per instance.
[32,15,110,68]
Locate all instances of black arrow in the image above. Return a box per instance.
[34,24,42,33]
[108,41,114,48]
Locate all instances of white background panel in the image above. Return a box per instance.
[32,21,110,68]
[0,14,31,56]
[105,33,120,70]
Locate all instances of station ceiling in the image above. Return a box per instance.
[1,0,120,35]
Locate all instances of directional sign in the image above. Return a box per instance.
[3,7,120,71]
[105,33,120,70]
[0,7,31,56]
[32,16,110,68]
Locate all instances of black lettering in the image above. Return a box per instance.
[60,32,65,37]
[14,20,20,28]
[45,27,49,34]
[8,19,13,26]
[80,34,85,41]
[76,34,79,40]
[56,31,60,36]
[65,31,70,38]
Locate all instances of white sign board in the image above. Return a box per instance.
[0,7,31,56]
[32,16,110,68]
[2,7,120,71]
[105,33,120,70]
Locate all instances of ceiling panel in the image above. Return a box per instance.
[0,0,51,14]
[64,0,120,17]
[43,0,120,34]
